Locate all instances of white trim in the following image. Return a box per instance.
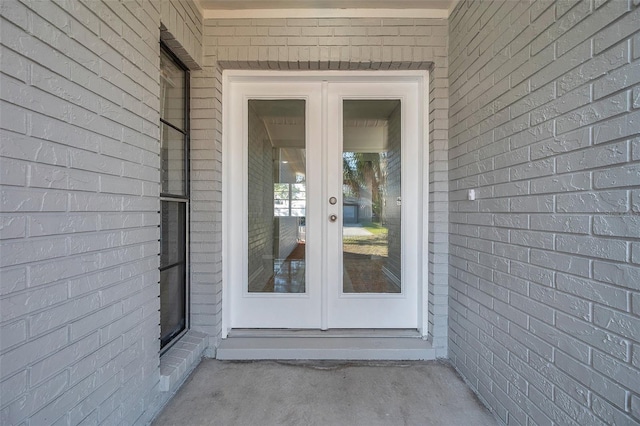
[222,71,231,338]
[222,70,430,338]
[419,69,430,337]
[321,80,329,331]
[203,8,448,19]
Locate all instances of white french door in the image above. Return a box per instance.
[223,72,425,333]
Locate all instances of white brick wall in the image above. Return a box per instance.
[7,1,638,424]
[449,0,640,424]
[0,0,210,423]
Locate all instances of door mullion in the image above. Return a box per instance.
[321,80,329,331]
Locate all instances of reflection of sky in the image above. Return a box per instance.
[275,209,305,216]
[274,183,306,216]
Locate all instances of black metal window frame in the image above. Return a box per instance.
[159,42,190,352]
[159,43,190,200]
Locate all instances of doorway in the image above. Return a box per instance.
[223,72,427,335]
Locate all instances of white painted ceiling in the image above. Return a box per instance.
[198,0,453,10]
[250,99,398,153]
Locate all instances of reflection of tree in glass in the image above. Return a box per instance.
[291,184,306,199]
[343,152,386,222]
[274,183,289,200]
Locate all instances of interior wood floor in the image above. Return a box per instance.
[261,242,400,293]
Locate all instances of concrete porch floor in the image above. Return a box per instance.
[152,359,497,426]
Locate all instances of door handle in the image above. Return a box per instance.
[329,214,338,222]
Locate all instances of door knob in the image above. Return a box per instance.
[329,214,338,222]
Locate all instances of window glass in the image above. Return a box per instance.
[248,99,306,293]
[159,45,189,351]
[161,123,186,196]
[160,50,186,130]
[160,202,186,267]
[342,100,401,294]
[160,264,186,346]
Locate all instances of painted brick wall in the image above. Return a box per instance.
[189,66,221,347]
[448,0,640,424]
[204,17,450,351]
[161,0,203,70]
[159,0,220,347]
[0,0,212,423]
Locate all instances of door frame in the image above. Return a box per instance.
[221,70,430,339]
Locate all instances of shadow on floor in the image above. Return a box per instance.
[152,359,497,426]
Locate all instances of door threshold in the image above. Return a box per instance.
[217,329,435,360]
[228,328,422,338]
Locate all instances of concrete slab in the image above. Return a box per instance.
[152,359,497,426]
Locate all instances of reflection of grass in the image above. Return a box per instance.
[343,233,388,257]
[362,222,388,235]
[343,238,387,246]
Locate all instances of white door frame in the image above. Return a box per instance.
[221,70,430,338]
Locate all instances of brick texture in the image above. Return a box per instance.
[448,1,640,424]
[0,0,211,424]
[204,16,450,355]
[161,0,203,70]
[5,0,638,424]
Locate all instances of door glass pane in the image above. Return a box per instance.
[160,50,186,130]
[161,123,186,196]
[342,100,401,293]
[248,100,306,293]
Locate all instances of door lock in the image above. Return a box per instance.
[329,196,337,205]
[329,214,338,222]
